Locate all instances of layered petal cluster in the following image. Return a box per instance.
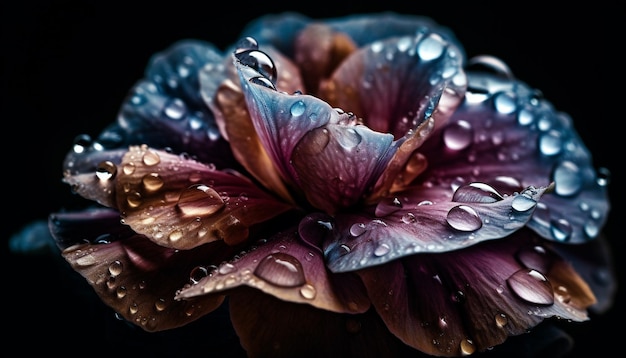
[35,12,614,357]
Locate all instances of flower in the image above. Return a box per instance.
[18,11,614,357]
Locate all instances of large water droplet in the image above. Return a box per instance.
[235,49,277,84]
[538,130,563,156]
[507,269,554,305]
[299,284,317,300]
[416,33,445,61]
[254,253,306,287]
[443,120,473,151]
[515,245,551,273]
[96,161,117,181]
[142,150,161,166]
[176,184,225,216]
[493,92,517,114]
[459,339,475,356]
[234,37,258,54]
[108,260,123,276]
[446,205,482,231]
[290,100,306,117]
[142,173,164,192]
[511,194,537,212]
[373,243,391,257]
[452,182,503,203]
[552,161,582,196]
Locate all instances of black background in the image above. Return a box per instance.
[2,1,623,357]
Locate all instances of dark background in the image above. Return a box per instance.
[2,1,623,357]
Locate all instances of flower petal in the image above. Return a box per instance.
[102,40,237,168]
[325,184,551,272]
[236,57,397,212]
[201,46,303,203]
[315,32,467,201]
[116,145,297,249]
[241,12,459,57]
[177,225,370,314]
[417,60,610,244]
[356,230,595,356]
[228,287,415,358]
[50,209,235,332]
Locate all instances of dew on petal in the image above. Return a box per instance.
[538,130,563,156]
[511,194,537,212]
[552,160,582,196]
[234,36,258,54]
[163,98,187,120]
[254,253,306,287]
[373,243,391,257]
[299,284,317,300]
[446,205,482,232]
[142,173,164,192]
[443,120,473,151]
[493,91,517,114]
[507,269,554,305]
[336,128,362,149]
[142,150,161,166]
[96,161,117,181]
[515,245,551,273]
[176,184,225,216]
[452,182,503,203]
[235,49,277,84]
[350,223,367,237]
[460,339,475,356]
[290,100,306,117]
[108,260,123,276]
[495,313,508,328]
[416,33,445,61]
[550,218,572,242]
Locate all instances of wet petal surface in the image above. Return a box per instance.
[115,145,297,249]
[357,229,595,356]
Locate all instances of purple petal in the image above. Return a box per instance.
[417,61,610,244]
[51,210,238,332]
[325,185,550,272]
[236,56,398,212]
[97,40,237,168]
[177,227,370,314]
[356,230,595,356]
[114,146,298,249]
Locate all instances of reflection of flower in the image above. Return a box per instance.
[17,11,614,357]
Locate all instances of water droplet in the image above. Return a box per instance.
[235,49,277,84]
[142,173,164,192]
[254,253,305,287]
[373,243,391,257]
[218,263,236,275]
[507,269,554,305]
[460,339,475,356]
[550,218,572,242]
[96,161,117,181]
[169,229,183,242]
[116,286,127,298]
[299,284,316,299]
[452,182,503,203]
[142,150,161,166]
[443,120,473,150]
[511,194,537,212]
[190,266,209,284]
[155,298,167,311]
[495,313,508,328]
[234,36,258,54]
[72,134,92,154]
[584,220,599,239]
[596,167,611,187]
[176,184,225,216]
[290,100,306,117]
[402,212,417,223]
[349,223,367,237]
[417,33,445,61]
[552,161,582,196]
[493,92,517,114]
[249,76,276,90]
[516,245,551,273]
[163,98,187,120]
[538,130,563,156]
[108,260,123,276]
[446,205,482,232]
[123,162,136,175]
